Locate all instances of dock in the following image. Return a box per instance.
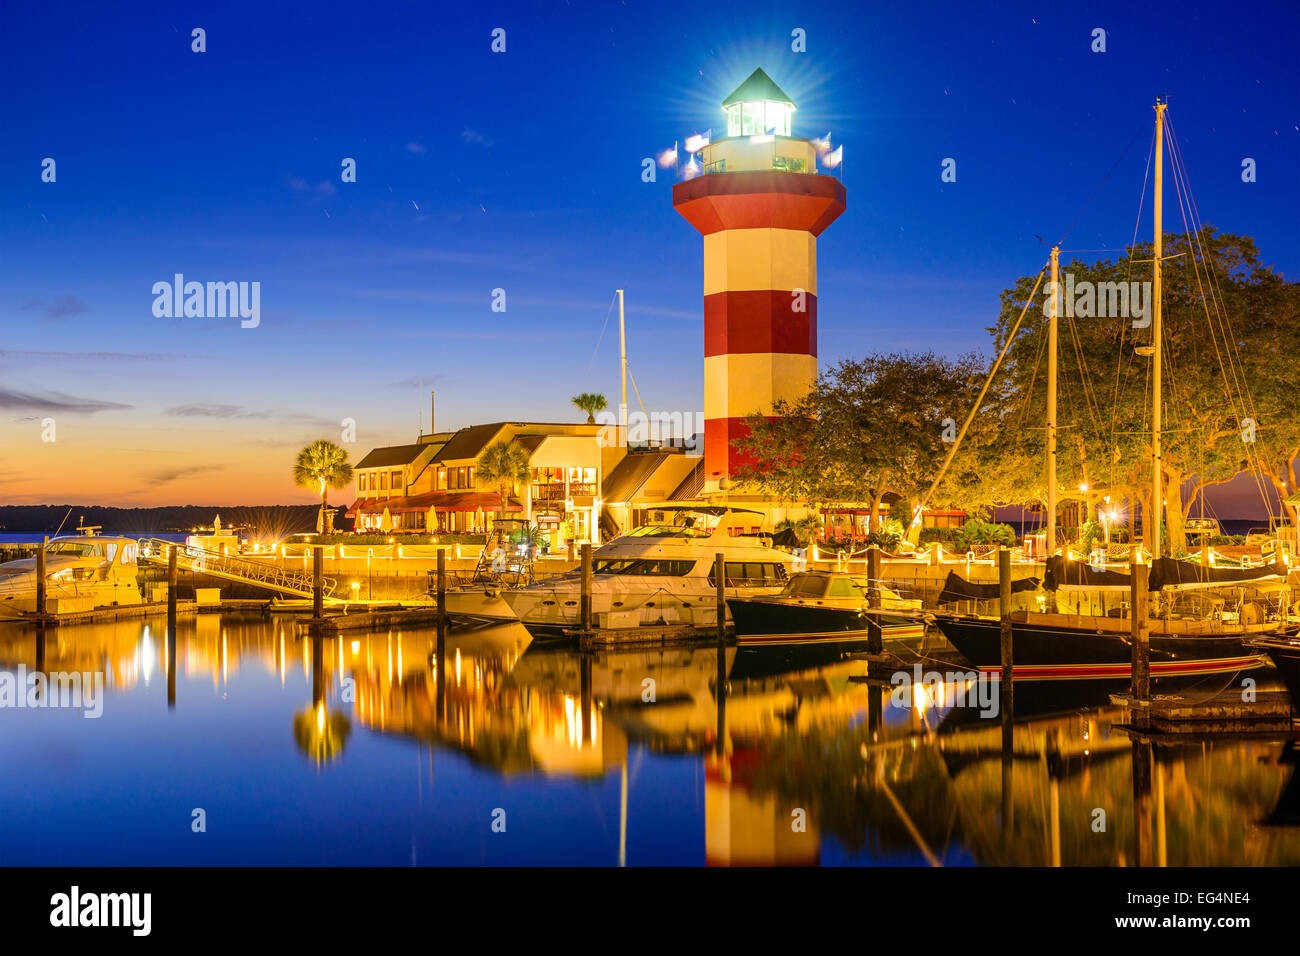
[5,600,199,627]
[293,605,446,633]
[1111,686,1299,735]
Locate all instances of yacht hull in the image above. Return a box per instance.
[1251,637,1300,712]
[726,597,925,644]
[933,614,1268,680]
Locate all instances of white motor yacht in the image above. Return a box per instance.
[503,507,794,635]
[0,530,144,618]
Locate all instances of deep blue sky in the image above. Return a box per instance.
[2,0,1297,504]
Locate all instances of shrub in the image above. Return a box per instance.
[951,518,1015,551]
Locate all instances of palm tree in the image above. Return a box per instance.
[293,440,354,533]
[477,439,532,521]
[571,392,608,425]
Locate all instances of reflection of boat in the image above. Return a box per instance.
[0,532,143,618]
[1250,636,1300,711]
[504,508,793,635]
[727,571,924,644]
[933,613,1268,680]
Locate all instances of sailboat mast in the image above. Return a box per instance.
[1047,245,1059,555]
[617,289,628,448]
[1151,101,1166,560]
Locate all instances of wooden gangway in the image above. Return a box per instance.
[137,538,339,600]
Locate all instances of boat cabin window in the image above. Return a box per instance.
[780,574,827,598]
[826,577,863,598]
[46,541,105,558]
[709,562,789,587]
[593,558,695,576]
[623,525,710,539]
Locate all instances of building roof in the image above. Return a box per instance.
[355,443,430,469]
[722,67,794,108]
[669,459,704,500]
[512,434,546,455]
[433,423,509,462]
[603,451,673,503]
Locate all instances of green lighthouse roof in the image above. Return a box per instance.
[721,67,794,108]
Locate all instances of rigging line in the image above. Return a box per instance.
[583,292,619,379]
[1014,310,1049,431]
[626,365,649,420]
[1110,122,1158,466]
[1166,114,1275,518]
[1056,120,1148,248]
[913,262,1049,519]
[1167,113,1254,423]
[1064,308,1106,447]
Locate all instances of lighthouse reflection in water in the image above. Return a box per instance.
[0,612,1297,866]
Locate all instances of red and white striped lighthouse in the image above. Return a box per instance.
[673,68,846,494]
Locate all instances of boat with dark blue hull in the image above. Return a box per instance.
[933,612,1270,681]
[1250,636,1300,713]
[727,571,925,645]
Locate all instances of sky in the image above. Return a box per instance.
[2,0,1297,510]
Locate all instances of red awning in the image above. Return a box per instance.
[351,492,520,515]
[345,498,382,518]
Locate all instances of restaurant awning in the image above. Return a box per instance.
[352,491,521,515]
[345,498,382,518]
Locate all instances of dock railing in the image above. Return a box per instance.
[138,538,338,600]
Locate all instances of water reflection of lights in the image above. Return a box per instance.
[140,626,154,684]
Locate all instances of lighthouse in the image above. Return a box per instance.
[674,67,846,494]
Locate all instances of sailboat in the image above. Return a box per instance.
[932,100,1290,680]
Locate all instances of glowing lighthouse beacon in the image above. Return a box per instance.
[674,68,845,494]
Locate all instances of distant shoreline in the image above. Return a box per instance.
[0,503,340,536]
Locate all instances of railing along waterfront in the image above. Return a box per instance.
[137,538,338,599]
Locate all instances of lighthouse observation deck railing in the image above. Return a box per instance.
[137,538,339,599]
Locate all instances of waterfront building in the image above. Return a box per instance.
[348,421,605,544]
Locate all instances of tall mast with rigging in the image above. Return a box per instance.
[1151,100,1166,560]
[617,289,628,448]
[1047,245,1059,555]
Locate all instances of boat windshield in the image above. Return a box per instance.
[593,558,696,576]
[780,574,829,598]
[45,541,106,558]
[623,524,710,538]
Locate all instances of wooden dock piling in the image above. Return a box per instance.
[312,546,324,620]
[35,541,47,618]
[436,548,447,643]
[999,547,1014,842]
[715,552,726,643]
[167,543,178,635]
[580,543,593,633]
[866,546,883,655]
[1130,554,1151,728]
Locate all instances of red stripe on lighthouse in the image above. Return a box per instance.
[704,290,817,357]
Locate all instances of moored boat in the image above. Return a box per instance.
[933,612,1270,681]
[0,531,144,618]
[503,507,794,636]
[727,570,925,644]
[1250,636,1300,712]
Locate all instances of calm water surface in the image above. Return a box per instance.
[1,612,1297,866]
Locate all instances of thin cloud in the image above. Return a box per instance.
[0,388,129,414]
[165,403,270,419]
[406,142,428,154]
[19,295,90,321]
[145,464,225,487]
[386,375,445,389]
[460,128,494,148]
[0,349,189,362]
